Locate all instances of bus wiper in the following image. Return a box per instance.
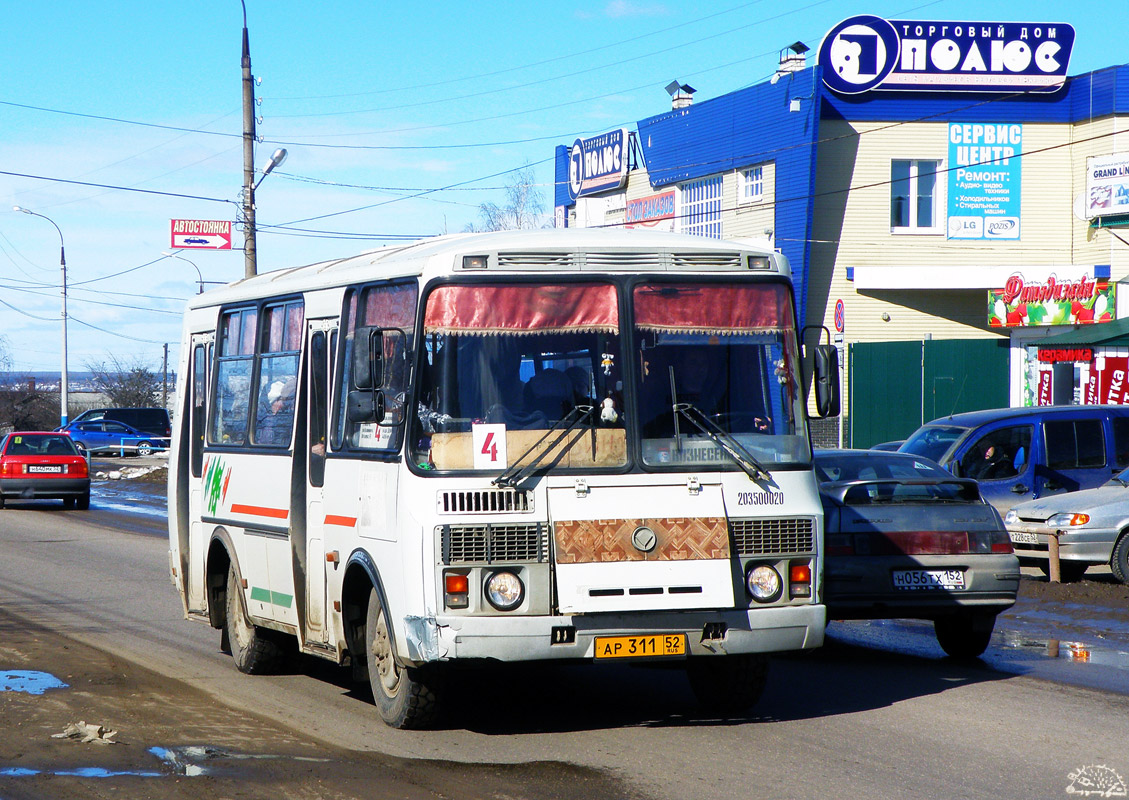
[492,405,595,488]
[674,403,772,482]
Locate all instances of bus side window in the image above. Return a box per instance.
[191,344,207,477]
[211,307,257,446]
[309,331,328,486]
[335,283,417,452]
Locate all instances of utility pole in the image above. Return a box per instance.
[241,0,257,279]
[162,343,169,411]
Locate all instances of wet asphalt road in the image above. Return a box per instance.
[2,457,1128,799]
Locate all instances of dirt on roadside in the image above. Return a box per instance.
[0,608,640,800]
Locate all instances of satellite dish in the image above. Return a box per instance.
[1073,193,1090,221]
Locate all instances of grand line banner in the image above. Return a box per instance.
[988,273,1114,327]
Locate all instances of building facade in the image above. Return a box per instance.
[553,17,1129,445]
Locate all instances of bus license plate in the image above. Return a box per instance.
[891,569,965,590]
[594,634,686,660]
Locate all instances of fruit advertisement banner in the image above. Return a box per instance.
[988,274,1114,327]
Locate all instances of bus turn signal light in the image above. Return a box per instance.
[445,573,469,609]
[790,562,812,598]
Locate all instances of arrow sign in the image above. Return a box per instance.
[170,219,232,250]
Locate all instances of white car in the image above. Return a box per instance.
[1004,466,1129,584]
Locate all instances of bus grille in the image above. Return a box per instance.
[441,523,547,564]
[729,518,815,555]
[437,488,533,514]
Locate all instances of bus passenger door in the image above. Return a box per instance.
[187,334,213,613]
[304,322,335,644]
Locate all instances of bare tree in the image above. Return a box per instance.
[0,336,56,431]
[86,354,160,408]
[465,165,547,232]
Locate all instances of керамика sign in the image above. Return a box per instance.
[818,16,1075,95]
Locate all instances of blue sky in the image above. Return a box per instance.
[0,0,1115,373]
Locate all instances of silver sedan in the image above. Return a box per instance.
[1004,467,1129,584]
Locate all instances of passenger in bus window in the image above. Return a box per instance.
[258,378,296,445]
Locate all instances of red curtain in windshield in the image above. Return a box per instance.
[633,283,793,334]
[424,284,619,335]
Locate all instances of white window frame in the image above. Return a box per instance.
[678,175,723,238]
[737,165,764,204]
[890,159,944,235]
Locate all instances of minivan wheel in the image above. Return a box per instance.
[1111,533,1129,585]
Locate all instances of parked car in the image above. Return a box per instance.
[1004,465,1129,583]
[66,407,171,438]
[898,405,1129,516]
[815,449,1019,658]
[60,419,170,456]
[0,431,90,509]
[870,440,904,451]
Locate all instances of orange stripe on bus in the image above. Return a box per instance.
[324,515,358,527]
[230,503,290,520]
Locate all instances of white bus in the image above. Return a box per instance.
[168,229,839,728]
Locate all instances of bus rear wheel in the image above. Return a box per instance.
[224,565,286,674]
[687,653,769,714]
[365,590,442,729]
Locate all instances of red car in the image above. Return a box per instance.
[0,431,90,509]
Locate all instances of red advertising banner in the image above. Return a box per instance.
[1037,371,1053,406]
[1085,372,1100,405]
[1100,357,1129,404]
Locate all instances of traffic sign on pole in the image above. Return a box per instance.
[834,299,845,333]
[170,219,232,250]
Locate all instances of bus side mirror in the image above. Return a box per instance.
[352,327,384,390]
[347,389,386,424]
[812,344,840,418]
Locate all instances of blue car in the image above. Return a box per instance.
[59,419,170,456]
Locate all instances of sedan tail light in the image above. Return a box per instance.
[835,530,1011,556]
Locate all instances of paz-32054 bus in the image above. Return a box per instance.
[168,229,838,728]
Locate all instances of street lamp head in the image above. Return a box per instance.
[262,148,288,177]
[14,205,30,214]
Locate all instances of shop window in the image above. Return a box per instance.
[679,175,723,238]
[737,166,764,204]
[1044,419,1104,470]
[891,160,941,233]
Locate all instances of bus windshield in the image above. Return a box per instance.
[409,279,809,473]
[634,282,808,468]
[412,282,626,471]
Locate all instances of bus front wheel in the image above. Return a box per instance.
[687,653,769,714]
[365,590,442,729]
[224,565,286,674]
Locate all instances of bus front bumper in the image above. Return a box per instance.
[430,604,825,663]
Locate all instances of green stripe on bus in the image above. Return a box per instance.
[249,586,294,609]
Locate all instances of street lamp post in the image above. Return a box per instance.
[13,206,69,427]
[240,0,287,280]
[162,251,205,294]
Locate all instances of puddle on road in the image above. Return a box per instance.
[998,631,1129,671]
[0,670,68,695]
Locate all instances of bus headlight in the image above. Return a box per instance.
[484,570,524,611]
[746,564,782,603]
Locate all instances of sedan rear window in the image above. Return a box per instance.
[3,434,79,456]
[816,453,978,504]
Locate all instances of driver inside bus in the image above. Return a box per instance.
[257,377,296,445]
